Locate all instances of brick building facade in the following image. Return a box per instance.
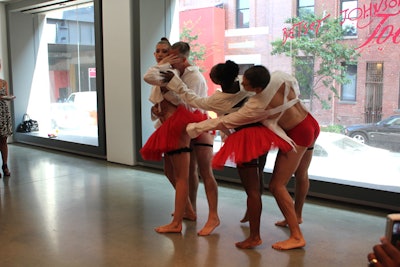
[179,0,400,126]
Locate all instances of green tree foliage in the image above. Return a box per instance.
[180,19,206,70]
[271,13,360,109]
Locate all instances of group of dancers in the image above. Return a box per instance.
[140,38,320,250]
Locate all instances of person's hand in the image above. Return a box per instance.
[368,237,400,267]
[186,123,202,139]
[160,86,169,94]
[158,54,180,65]
[151,104,164,118]
[160,71,175,83]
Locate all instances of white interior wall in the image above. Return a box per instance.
[102,0,135,165]
[103,0,173,166]
[0,4,9,80]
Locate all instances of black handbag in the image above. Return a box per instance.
[16,114,39,133]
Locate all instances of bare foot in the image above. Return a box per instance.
[235,237,263,249]
[198,218,220,236]
[274,218,303,227]
[272,237,306,250]
[171,212,197,221]
[155,222,182,233]
[184,212,197,221]
[240,212,249,223]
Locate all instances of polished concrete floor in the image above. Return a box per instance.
[0,144,391,267]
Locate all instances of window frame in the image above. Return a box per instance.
[297,0,315,18]
[7,0,106,158]
[340,63,357,102]
[236,0,250,29]
[340,0,358,37]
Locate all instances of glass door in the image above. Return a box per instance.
[46,3,98,145]
[9,0,105,157]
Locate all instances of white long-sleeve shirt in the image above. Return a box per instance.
[166,74,253,116]
[177,65,209,114]
[143,63,182,127]
[186,71,302,148]
[143,63,182,106]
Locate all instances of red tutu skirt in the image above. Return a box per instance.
[212,125,293,169]
[140,105,206,161]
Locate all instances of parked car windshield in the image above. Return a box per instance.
[379,116,399,125]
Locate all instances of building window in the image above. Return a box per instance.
[297,0,314,18]
[238,63,253,75]
[341,64,357,101]
[236,0,249,28]
[341,0,358,37]
[365,62,384,123]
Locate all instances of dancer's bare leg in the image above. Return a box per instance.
[155,152,191,233]
[171,200,197,221]
[195,133,220,236]
[164,154,175,185]
[166,155,196,221]
[269,148,307,250]
[275,147,313,227]
[258,154,267,194]
[241,154,266,223]
[189,146,199,213]
[236,164,262,249]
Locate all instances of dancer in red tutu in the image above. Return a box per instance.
[162,60,292,248]
[211,123,291,169]
[140,103,205,161]
[143,38,187,193]
[140,100,205,233]
[141,38,203,233]
[165,42,220,236]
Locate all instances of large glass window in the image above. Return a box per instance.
[46,3,98,145]
[10,1,101,151]
[141,0,400,208]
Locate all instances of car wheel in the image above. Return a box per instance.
[351,132,368,144]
